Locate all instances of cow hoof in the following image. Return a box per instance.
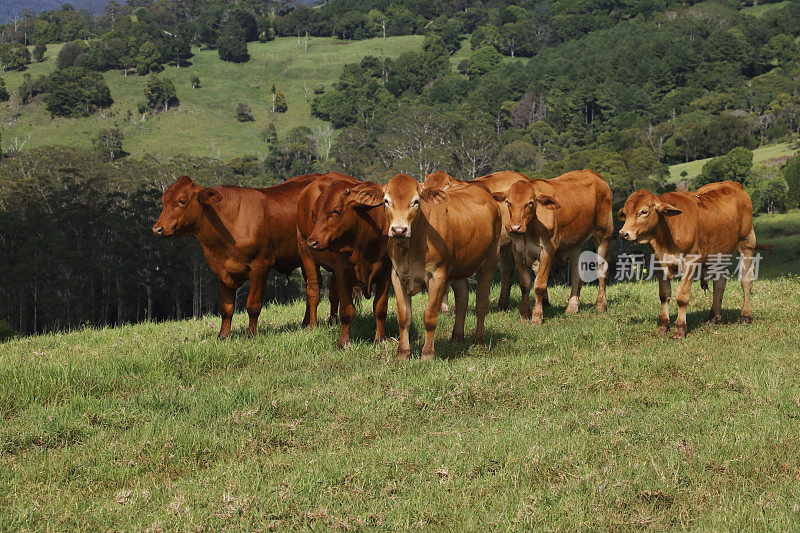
[374,335,388,344]
[708,315,719,325]
[451,332,464,342]
[672,323,687,339]
[531,314,543,325]
[218,333,229,341]
[657,317,670,333]
[396,348,411,361]
[739,315,752,325]
[473,335,485,346]
[420,349,435,361]
[246,331,256,339]
[337,339,351,350]
[595,302,607,313]
[565,305,578,314]
[497,301,509,311]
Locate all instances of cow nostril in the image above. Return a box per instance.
[153,226,163,235]
[310,240,319,249]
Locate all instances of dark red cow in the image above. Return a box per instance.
[152,174,326,339]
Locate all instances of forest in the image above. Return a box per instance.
[1,0,800,334]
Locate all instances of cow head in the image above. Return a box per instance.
[350,173,448,240]
[617,189,682,243]
[422,170,458,191]
[152,175,222,237]
[491,180,560,234]
[306,180,375,251]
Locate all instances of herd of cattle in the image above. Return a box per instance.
[152,169,761,359]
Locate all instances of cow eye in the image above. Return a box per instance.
[639,209,648,217]
[175,199,186,207]
[526,201,534,207]
[330,210,341,216]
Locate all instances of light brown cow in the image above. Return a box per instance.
[492,169,613,324]
[422,170,530,310]
[297,174,391,348]
[618,181,758,338]
[352,174,502,360]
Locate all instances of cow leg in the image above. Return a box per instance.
[737,230,756,325]
[513,247,532,321]
[531,247,553,324]
[392,270,412,360]
[451,279,468,342]
[657,275,671,333]
[373,269,390,343]
[440,288,449,314]
[422,273,448,360]
[673,263,697,339]
[595,235,611,312]
[328,272,339,325]
[497,244,514,311]
[218,281,236,340]
[531,259,550,306]
[709,277,726,325]
[474,251,498,345]
[245,265,269,337]
[299,241,320,328]
[566,248,582,314]
[334,263,355,349]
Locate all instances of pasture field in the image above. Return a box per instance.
[1,273,800,530]
[0,36,426,159]
[742,0,790,17]
[667,141,799,184]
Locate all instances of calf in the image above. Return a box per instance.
[153,174,324,339]
[492,170,613,324]
[618,181,758,338]
[297,175,391,348]
[423,170,530,310]
[352,174,501,360]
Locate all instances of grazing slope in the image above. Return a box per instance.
[668,141,799,184]
[1,277,800,530]
[0,36,425,159]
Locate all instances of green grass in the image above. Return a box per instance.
[2,273,800,529]
[1,36,426,159]
[753,209,800,277]
[668,141,798,184]
[742,0,789,17]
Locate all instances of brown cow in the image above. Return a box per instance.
[352,174,501,360]
[492,169,613,324]
[618,181,758,338]
[422,170,530,310]
[152,174,327,339]
[297,175,391,348]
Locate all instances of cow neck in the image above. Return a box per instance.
[194,202,237,248]
[346,207,387,292]
[649,217,677,257]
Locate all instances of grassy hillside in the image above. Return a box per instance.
[668,141,799,184]
[2,273,800,529]
[742,0,790,17]
[0,36,426,160]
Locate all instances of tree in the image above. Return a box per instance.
[262,122,278,143]
[33,43,47,63]
[56,40,86,70]
[748,173,789,214]
[694,147,753,188]
[169,38,192,68]
[190,75,200,89]
[217,24,249,63]
[467,46,502,79]
[144,75,178,112]
[0,43,31,72]
[43,67,112,117]
[0,78,8,103]
[92,128,125,161]
[135,41,162,75]
[783,155,800,209]
[495,140,542,173]
[236,102,254,122]
[274,91,288,113]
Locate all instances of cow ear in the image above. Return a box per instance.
[491,192,507,203]
[176,175,193,185]
[420,188,449,205]
[536,194,561,210]
[198,188,222,205]
[349,182,384,207]
[656,202,681,216]
[617,208,626,221]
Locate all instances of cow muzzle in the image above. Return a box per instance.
[153,225,168,237]
[307,236,328,251]
[507,224,525,234]
[390,225,409,238]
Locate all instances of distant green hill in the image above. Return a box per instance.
[0,36,426,160]
[668,142,799,184]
